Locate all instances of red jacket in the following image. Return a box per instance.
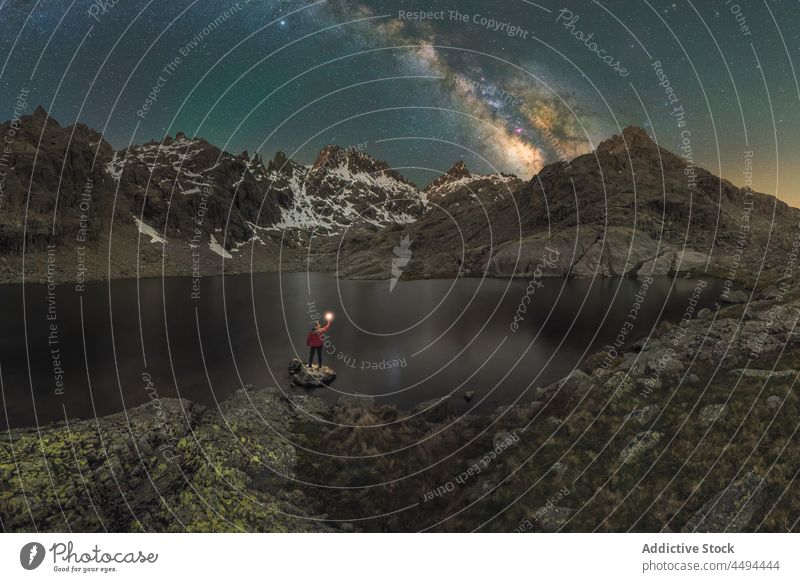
[306,323,330,348]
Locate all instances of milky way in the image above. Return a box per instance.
[0,0,798,197]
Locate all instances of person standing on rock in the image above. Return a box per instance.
[307,320,331,368]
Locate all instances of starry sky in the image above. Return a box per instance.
[1,0,799,200]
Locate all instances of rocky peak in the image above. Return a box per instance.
[312,144,346,169]
[310,144,412,185]
[267,151,302,175]
[11,106,112,156]
[313,144,371,171]
[446,160,471,179]
[596,125,659,157]
[622,125,651,141]
[31,105,49,121]
[12,105,59,135]
[425,161,472,192]
[268,151,289,171]
[162,132,206,147]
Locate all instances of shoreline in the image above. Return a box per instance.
[0,261,748,288]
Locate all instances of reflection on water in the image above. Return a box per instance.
[0,272,726,428]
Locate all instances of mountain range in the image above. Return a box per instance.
[0,107,794,287]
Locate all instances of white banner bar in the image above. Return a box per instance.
[1,533,797,581]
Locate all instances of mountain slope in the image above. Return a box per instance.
[0,106,118,254]
[425,161,522,209]
[488,126,797,280]
[0,109,428,280]
[270,144,425,231]
[1,110,795,289]
[322,126,798,286]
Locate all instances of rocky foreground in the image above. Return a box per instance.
[0,389,332,532]
[3,283,800,532]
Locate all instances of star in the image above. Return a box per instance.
[6,0,794,200]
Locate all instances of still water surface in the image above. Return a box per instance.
[0,273,724,428]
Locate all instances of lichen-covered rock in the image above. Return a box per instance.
[732,368,799,380]
[284,392,332,418]
[604,371,634,396]
[765,395,783,411]
[0,398,202,532]
[0,388,330,533]
[620,431,662,462]
[493,431,519,450]
[537,506,574,532]
[699,403,727,425]
[536,370,594,401]
[625,404,661,425]
[721,290,749,303]
[684,472,767,532]
[289,358,336,387]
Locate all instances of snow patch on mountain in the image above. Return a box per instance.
[132,215,166,244]
[425,170,521,206]
[209,234,232,259]
[263,150,426,232]
[106,134,441,241]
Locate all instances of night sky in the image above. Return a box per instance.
[1,0,798,200]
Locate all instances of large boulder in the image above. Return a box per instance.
[684,472,767,532]
[625,404,661,425]
[289,358,336,387]
[765,395,783,411]
[698,403,727,425]
[732,368,799,380]
[604,371,634,396]
[721,289,749,303]
[536,370,594,401]
[620,431,662,462]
